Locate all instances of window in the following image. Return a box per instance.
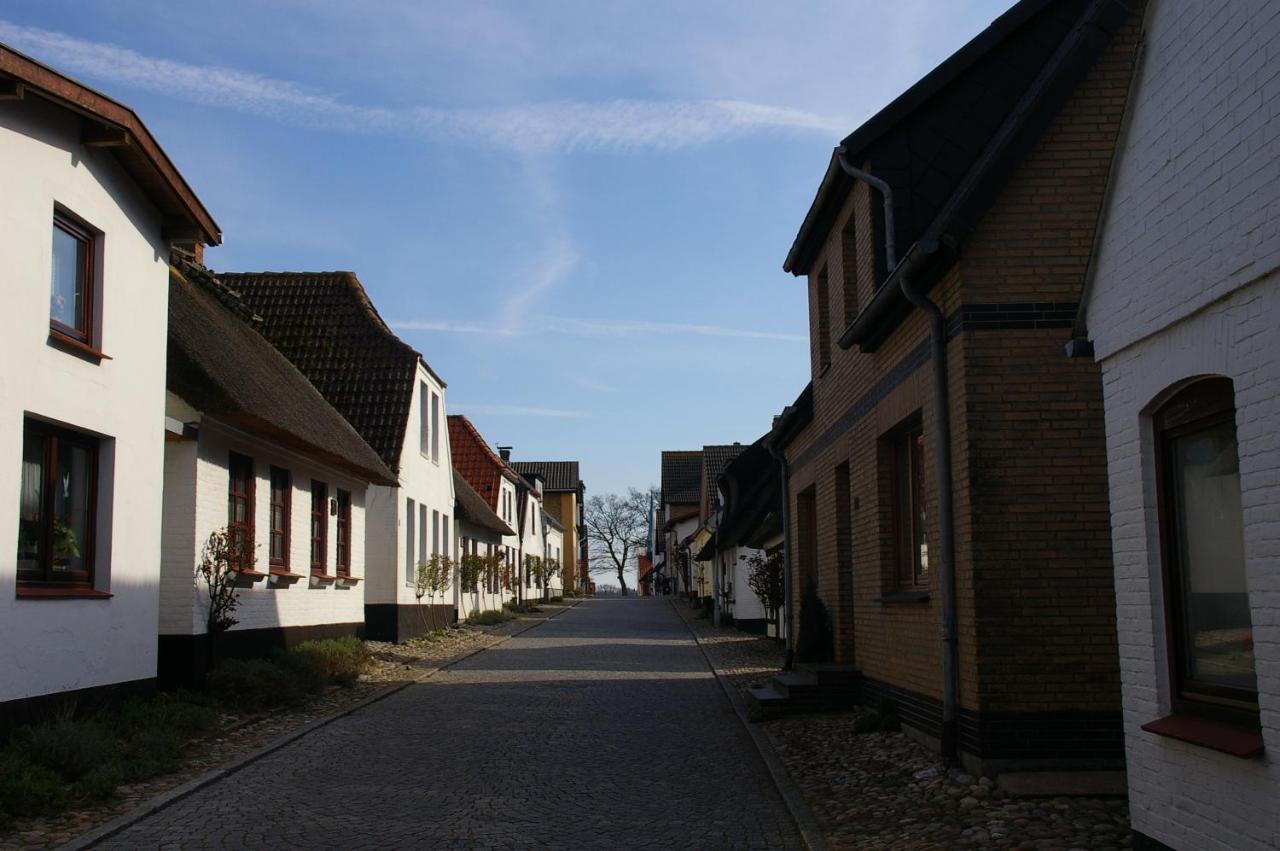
[50,210,95,345]
[432,510,440,558]
[835,462,853,578]
[1156,378,1258,725]
[442,514,450,559]
[796,486,817,591]
[430,392,440,462]
[815,266,831,374]
[269,467,291,570]
[16,419,98,588]
[335,490,351,576]
[228,453,255,569]
[419,504,428,571]
[405,498,416,583]
[891,424,928,589]
[840,214,859,325]
[419,381,430,457]
[310,481,327,573]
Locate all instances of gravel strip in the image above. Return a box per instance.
[675,601,1133,851]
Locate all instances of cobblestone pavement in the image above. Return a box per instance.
[93,598,804,850]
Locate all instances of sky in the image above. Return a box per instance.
[1,1,1015,506]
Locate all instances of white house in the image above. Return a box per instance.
[543,513,565,599]
[1073,3,1280,848]
[453,469,515,619]
[0,46,219,720]
[714,437,784,637]
[218,271,459,641]
[159,258,396,682]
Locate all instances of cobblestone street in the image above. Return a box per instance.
[93,598,803,850]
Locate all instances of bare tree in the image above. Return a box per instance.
[584,487,656,597]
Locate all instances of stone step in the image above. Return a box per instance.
[770,671,819,699]
[804,663,860,688]
[745,685,787,721]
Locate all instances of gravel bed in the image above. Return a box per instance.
[1,603,577,850]
[676,602,1133,851]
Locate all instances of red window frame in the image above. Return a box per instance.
[310,480,328,574]
[16,419,99,589]
[335,489,351,577]
[227,452,255,570]
[268,467,291,570]
[50,210,96,346]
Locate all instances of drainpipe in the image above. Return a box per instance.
[836,149,960,765]
[768,443,794,672]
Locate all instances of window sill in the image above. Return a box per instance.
[233,569,268,586]
[48,330,111,363]
[268,569,305,584]
[310,572,337,583]
[878,590,930,605]
[17,586,113,600]
[1141,714,1264,759]
[335,574,361,584]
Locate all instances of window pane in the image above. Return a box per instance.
[52,441,91,575]
[912,433,929,582]
[1173,421,1256,693]
[17,432,46,575]
[51,224,86,332]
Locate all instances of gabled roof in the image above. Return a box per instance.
[453,470,515,537]
[661,450,702,506]
[217,271,446,472]
[700,444,747,517]
[719,436,782,550]
[511,461,581,492]
[167,256,395,486]
[447,415,523,512]
[0,43,219,245]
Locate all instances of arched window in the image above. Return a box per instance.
[1155,378,1257,726]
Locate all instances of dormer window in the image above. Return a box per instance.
[50,210,97,347]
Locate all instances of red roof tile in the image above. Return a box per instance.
[447,415,522,512]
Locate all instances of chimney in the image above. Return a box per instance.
[497,445,512,462]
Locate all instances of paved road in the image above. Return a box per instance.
[96,598,804,850]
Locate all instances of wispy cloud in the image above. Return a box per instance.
[393,315,805,343]
[450,403,586,419]
[0,20,846,153]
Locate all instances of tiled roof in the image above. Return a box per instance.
[216,271,444,473]
[510,461,581,492]
[701,444,747,515]
[167,257,395,486]
[447,415,523,511]
[661,451,702,506]
[453,470,514,537]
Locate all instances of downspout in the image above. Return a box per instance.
[836,150,960,765]
[767,442,794,672]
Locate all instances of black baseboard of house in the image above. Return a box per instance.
[858,675,1124,765]
[158,621,363,688]
[734,618,769,635]
[1131,830,1176,850]
[363,603,456,643]
[0,677,156,736]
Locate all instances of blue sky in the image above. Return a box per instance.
[2,1,1013,499]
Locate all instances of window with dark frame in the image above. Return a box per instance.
[16,419,99,589]
[50,210,95,346]
[227,452,255,571]
[310,480,328,574]
[1156,377,1258,727]
[891,423,928,589]
[269,467,290,570]
[815,266,831,373]
[336,490,352,576]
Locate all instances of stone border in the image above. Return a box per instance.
[670,599,830,851]
[61,600,581,851]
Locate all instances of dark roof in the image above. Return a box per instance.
[718,436,782,550]
[661,451,702,506]
[0,44,220,245]
[453,470,515,537]
[167,256,395,486]
[216,271,445,472]
[448,415,523,512]
[510,461,581,492]
[700,444,747,516]
[542,511,565,534]
[770,383,814,453]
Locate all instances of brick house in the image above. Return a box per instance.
[511,461,585,593]
[217,271,458,640]
[777,0,1143,776]
[1073,2,1280,846]
[160,257,395,683]
[0,45,219,723]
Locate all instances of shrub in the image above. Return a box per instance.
[289,637,369,688]
[502,601,541,614]
[206,658,308,711]
[71,762,123,800]
[104,693,217,738]
[13,719,119,782]
[0,752,66,817]
[465,609,514,626]
[119,728,186,781]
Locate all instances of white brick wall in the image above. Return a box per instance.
[1087,2,1280,847]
